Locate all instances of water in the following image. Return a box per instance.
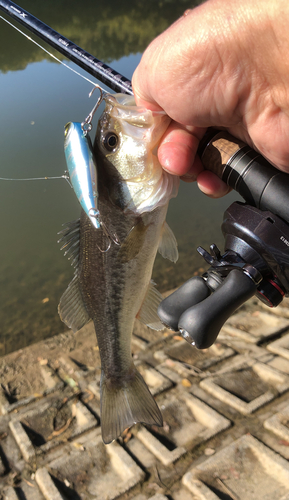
[0,0,240,355]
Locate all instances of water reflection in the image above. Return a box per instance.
[0,0,200,70]
[0,0,239,355]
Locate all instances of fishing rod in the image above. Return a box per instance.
[0,0,133,95]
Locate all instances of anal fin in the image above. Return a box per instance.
[137,280,164,331]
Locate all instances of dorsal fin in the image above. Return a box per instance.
[158,222,178,263]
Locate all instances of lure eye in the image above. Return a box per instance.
[64,122,72,139]
[103,132,119,152]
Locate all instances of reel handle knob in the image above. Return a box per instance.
[179,269,257,349]
[157,276,211,332]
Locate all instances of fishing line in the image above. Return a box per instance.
[0,175,72,185]
[0,15,106,90]
[0,16,106,186]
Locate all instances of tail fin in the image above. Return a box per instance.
[100,365,163,444]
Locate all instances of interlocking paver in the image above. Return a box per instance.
[267,332,289,360]
[9,391,97,462]
[2,296,289,498]
[264,402,289,442]
[200,354,289,414]
[36,429,145,499]
[0,362,63,415]
[132,390,230,465]
[220,309,289,343]
[3,487,18,500]
[182,434,289,500]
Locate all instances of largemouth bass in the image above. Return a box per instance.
[58,93,179,444]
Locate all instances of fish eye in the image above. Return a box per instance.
[103,132,119,152]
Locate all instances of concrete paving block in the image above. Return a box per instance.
[9,394,97,460]
[126,435,157,468]
[172,488,195,500]
[267,355,289,374]
[149,495,169,500]
[136,362,173,396]
[0,363,63,415]
[264,402,289,442]
[38,429,145,500]
[267,332,289,360]
[181,393,231,443]
[182,434,289,500]
[131,495,168,500]
[5,480,47,500]
[134,391,230,465]
[200,355,289,414]
[220,310,289,344]
[3,487,18,500]
[35,468,64,500]
[154,363,184,384]
[261,296,289,318]
[9,420,36,462]
[135,425,186,466]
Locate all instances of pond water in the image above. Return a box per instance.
[0,0,240,354]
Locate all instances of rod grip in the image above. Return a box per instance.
[198,129,289,223]
[198,130,247,179]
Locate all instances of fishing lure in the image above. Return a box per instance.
[64,86,119,251]
[64,122,101,229]
[64,86,104,230]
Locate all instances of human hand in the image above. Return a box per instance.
[132,0,289,198]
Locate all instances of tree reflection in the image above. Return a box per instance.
[0,0,200,72]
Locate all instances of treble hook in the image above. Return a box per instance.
[88,209,120,253]
[81,85,107,133]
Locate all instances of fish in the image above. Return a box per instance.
[58,93,180,444]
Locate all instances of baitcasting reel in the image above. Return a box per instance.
[158,129,289,349]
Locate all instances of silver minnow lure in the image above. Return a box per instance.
[64,122,100,229]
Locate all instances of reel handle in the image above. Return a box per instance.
[179,269,257,349]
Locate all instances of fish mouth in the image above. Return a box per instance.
[105,93,136,109]
[103,93,165,130]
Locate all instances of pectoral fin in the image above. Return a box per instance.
[58,218,91,332]
[117,219,149,263]
[137,280,164,330]
[158,222,178,263]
